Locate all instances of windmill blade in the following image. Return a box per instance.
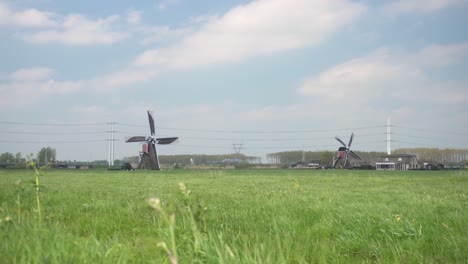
[333,157,341,168]
[147,111,156,136]
[348,133,354,147]
[147,143,160,170]
[343,151,349,168]
[335,136,347,147]
[126,136,147,143]
[156,137,178,145]
[349,150,362,160]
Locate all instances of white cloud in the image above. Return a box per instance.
[299,49,426,101]
[101,68,159,88]
[383,0,468,14]
[126,10,141,25]
[299,44,468,106]
[2,3,193,47]
[412,42,468,67]
[135,0,366,68]
[139,26,191,45]
[1,3,129,45]
[9,67,54,81]
[0,64,160,108]
[0,3,56,27]
[429,80,468,103]
[71,105,107,114]
[4,0,367,91]
[43,0,365,89]
[24,14,127,45]
[158,0,181,10]
[0,67,87,107]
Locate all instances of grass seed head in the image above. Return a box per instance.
[148,197,162,210]
[157,241,168,250]
[178,182,187,193]
[170,214,176,226]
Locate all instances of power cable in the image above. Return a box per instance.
[0,130,109,135]
[0,140,108,144]
[116,123,385,134]
[393,124,466,137]
[0,121,108,126]
[392,140,455,149]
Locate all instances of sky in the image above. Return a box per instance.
[1,0,467,162]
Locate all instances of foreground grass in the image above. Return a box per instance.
[0,169,467,263]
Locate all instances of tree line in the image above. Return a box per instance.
[266,148,468,165]
[393,148,468,165]
[2,147,467,168]
[0,147,56,165]
[266,150,387,165]
[116,153,261,166]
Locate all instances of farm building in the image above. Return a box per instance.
[376,154,419,171]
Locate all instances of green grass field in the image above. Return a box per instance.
[1,168,467,263]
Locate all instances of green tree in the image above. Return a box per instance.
[0,152,15,163]
[15,152,25,164]
[320,151,334,166]
[37,147,56,163]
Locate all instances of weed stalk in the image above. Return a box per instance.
[27,159,42,224]
[149,197,178,264]
[16,179,23,224]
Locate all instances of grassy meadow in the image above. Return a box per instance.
[0,168,467,263]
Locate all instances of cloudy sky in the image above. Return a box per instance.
[1,0,467,162]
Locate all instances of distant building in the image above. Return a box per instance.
[376,154,419,171]
[291,160,320,169]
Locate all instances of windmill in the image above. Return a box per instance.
[333,133,362,168]
[126,111,178,170]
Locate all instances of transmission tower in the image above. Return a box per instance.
[233,143,243,158]
[108,122,116,166]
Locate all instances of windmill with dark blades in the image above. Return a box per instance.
[126,111,178,170]
[333,133,362,169]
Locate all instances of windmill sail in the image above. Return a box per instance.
[126,110,178,170]
[157,137,178,145]
[126,136,147,143]
[333,133,362,169]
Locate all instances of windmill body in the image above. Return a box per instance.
[333,133,362,169]
[126,111,178,170]
[337,147,347,159]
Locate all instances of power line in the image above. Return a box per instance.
[120,133,384,142]
[171,140,385,150]
[116,123,385,134]
[393,124,466,137]
[2,119,465,153]
[0,140,107,144]
[0,121,108,126]
[0,130,109,135]
[160,125,385,134]
[392,140,455,149]
[392,133,453,142]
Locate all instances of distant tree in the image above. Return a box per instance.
[85,160,108,166]
[15,152,22,163]
[0,152,15,163]
[37,147,56,163]
[124,156,140,163]
[320,151,334,166]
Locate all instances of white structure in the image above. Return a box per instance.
[376,154,419,171]
[387,117,391,155]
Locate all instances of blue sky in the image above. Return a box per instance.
[1,0,467,162]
